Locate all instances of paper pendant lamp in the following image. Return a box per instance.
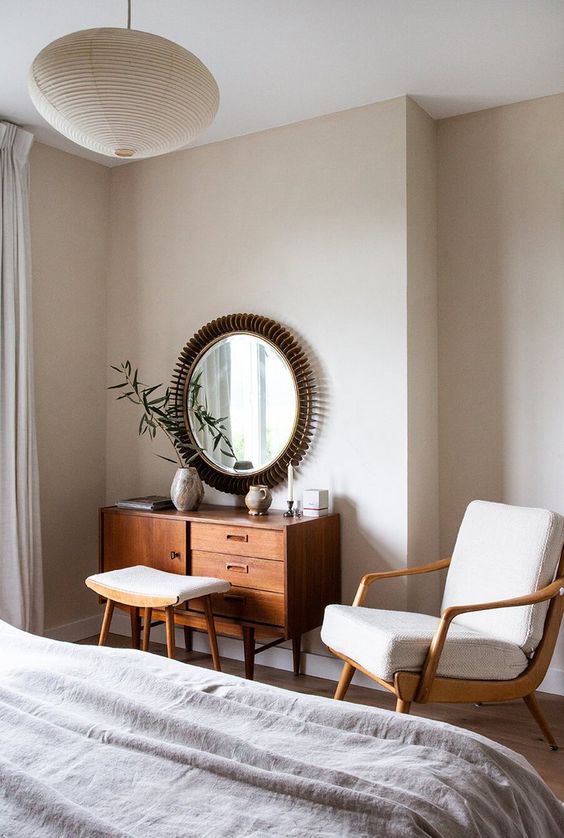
[28,27,219,160]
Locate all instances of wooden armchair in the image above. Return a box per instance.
[321,501,564,749]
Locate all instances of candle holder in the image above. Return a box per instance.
[283,500,295,518]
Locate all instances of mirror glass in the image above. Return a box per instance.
[186,334,298,474]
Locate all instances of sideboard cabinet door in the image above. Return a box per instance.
[101,513,187,575]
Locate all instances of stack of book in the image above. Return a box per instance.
[116,495,174,511]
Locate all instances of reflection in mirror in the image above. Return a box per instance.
[187,334,297,475]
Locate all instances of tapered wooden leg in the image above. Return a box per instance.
[165,605,176,660]
[523,692,558,750]
[242,625,255,680]
[334,661,355,701]
[396,699,411,714]
[98,599,114,646]
[130,606,141,649]
[292,635,302,676]
[142,607,152,652]
[203,595,221,671]
[183,602,192,651]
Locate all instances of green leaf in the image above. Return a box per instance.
[110,365,122,373]
[156,454,178,465]
[117,391,134,400]
[108,382,127,389]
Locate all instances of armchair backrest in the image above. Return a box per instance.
[441,500,564,654]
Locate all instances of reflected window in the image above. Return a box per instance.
[187,334,297,474]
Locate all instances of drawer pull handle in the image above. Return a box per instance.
[224,594,246,603]
[170,551,180,559]
[226,563,248,573]
[226,533,248,542]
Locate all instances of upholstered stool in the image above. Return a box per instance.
[86,566,230,670]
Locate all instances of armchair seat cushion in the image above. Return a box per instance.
[321,605,529,682]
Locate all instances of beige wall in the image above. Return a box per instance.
[438,93,564,690]
[106,97,434,655]
[406,99,440,613]
[30,142,110,631]
[30,89,563,691]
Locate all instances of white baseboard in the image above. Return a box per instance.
[45,614,104,643]
[45,611,564,697]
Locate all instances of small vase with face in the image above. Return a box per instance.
[245,484,273,516]
[170,467,204,511]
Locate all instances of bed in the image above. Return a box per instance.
[1,620,562,837]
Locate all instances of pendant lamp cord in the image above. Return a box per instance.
[127,0,131,29]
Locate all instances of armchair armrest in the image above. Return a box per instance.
[441,577,564,621]
[416,576,564,702]
[352,558,451,607]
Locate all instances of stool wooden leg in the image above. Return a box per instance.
[130,606,141,650]
[203,595,221,672]
[99,599,114,646]
[142,607,152,652]
[165,605,176,659]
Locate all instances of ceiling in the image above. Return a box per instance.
[3,0,564,166]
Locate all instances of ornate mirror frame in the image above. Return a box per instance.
[172,313,317,495]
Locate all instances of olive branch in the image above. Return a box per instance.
[109,361,236,468]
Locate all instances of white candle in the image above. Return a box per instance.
[287,463,293,502]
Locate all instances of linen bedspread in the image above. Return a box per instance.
[0,620,562,837]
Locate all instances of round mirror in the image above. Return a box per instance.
[172,314,316,494]
[187,334,298,475]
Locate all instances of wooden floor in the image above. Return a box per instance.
[80,632,564,799]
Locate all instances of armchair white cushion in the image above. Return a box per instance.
[321,606,529,681]
[322,500,564,685]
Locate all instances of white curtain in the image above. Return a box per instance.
[0,122,43,633]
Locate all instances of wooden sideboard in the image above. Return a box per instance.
[99,505,341,679]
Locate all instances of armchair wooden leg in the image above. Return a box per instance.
[98,599,114,646]
[523,692,558,750]
[165,605,176,660]
[203,595,221,672]
[142,607,152,652]
[396,699,411,714]
[334,661,355,701]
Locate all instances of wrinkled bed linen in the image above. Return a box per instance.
[0,620,562,837]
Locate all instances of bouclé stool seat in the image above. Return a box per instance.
[86,565,230,669]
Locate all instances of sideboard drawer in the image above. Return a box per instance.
[191,522,283,561]
[191,586,285,627]
[192,550,284,593]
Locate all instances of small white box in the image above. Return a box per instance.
[303,489,329,514]
[303,507,329,517]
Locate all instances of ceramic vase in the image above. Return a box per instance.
[245,484,273,516]
[170,467,204,511]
